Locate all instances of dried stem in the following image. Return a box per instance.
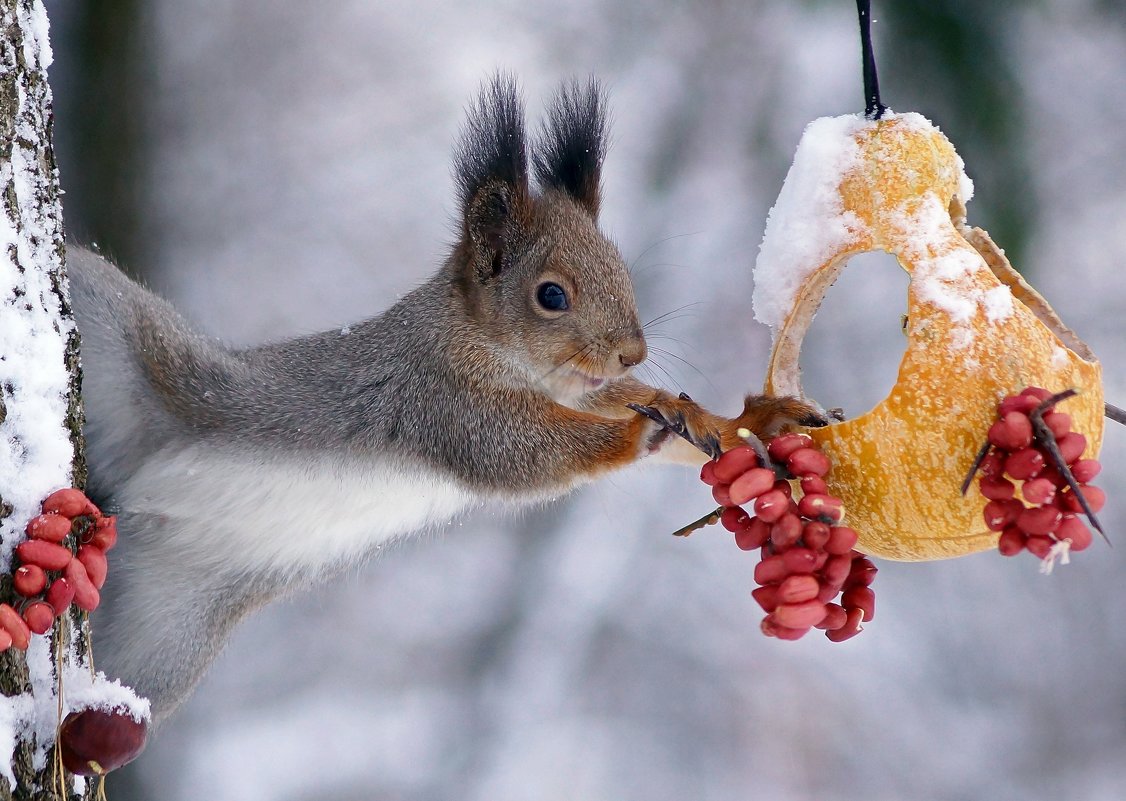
[960,439,993,496]
[1028,391,1108,544]
[671,507,724,537]
[1107,402,1126,427]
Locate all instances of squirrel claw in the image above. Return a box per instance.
[628,402,722,460]
[799,410,831,427]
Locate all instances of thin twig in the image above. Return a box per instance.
[671,506,724,537]
[1028,390,1109,544]
[1107,402,1126,427]
[735,427,771,466]
[960,439,993,496]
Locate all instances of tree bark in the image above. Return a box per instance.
[0,1,91,798]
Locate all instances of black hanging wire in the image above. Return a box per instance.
[856,0,887,119]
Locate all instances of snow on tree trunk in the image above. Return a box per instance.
[0,1,91,798]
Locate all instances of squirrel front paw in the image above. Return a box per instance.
[627,393,725,460]
[731,394,828,446]
[628,392,827,461]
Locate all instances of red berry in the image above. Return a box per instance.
[26,513,72,544]
[822,554,852,589]
[787,447,830,478]
[754,489,790,523]
[979,451,1005,477]
[1070,459,1101,484]
[721,506,751,533]
[770,513,803,550]
[735,518,771,551]
[1017,505,1062,536]
[797,493,843,524]
[1004,447,1044,480]
[772,599,829,629]
[46,578,76,616]
[1056,432,1087,465]
[1062,485,1106,514]
[988,412,1033,451]
[1019,386,1054,403]
[753,555,788,585]
[983,499,1023,531]
[699,461,719,487]
[816,603,848,631]
[825,607,865,642]
[846,557,878,587]
[1021,477,1056,505]
[713,446,760,484]
[87,516,118,551]
[77,545,109,590]
[760,617,810,640]
[41,488,98,518]
[711,483,733,507]
[766,433,814,462]
[777,574,820,604]
[801,520,830,550]
[996,526,1026,556]
[781,548,819,575]
[13,565,47,597]
[58,708,148,776]
[16,540,73,571]
[0,604,32,650]
[1025,535,1054,559]
[22,602,55,635]
[998,394,1040,416]
[0,629,11,652]
[1037,465,1067,489]
[1056,515,1093,552]
[800,476,828,498]
[979,475,1015,501]
[825,526,859,555]
[842,585,876,622]
[65,560,101,612]
[751,585,780,613]
[1041,411,1072,439]
[729,468,776,506]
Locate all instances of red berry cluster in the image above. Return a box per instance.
[0,488,115,651]
[973,387,1104,565]
[700,433,876,642]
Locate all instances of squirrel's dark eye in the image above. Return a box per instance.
[536,282,569,312]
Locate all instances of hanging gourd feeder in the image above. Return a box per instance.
[754,113,1103,561]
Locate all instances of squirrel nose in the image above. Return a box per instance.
[618,338,647,370]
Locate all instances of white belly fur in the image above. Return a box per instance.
[119,445,477,577]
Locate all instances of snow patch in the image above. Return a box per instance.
[27,1,53,70]
[894,195,982,328]
[983,285,1015,323]
[753,114,868,329]
[62,666,152,724]
[754,112,986,351]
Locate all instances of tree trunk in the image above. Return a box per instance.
[0,1,92,799]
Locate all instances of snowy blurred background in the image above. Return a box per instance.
[42,1,1126,799]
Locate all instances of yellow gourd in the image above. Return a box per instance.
[758,114,1103,561]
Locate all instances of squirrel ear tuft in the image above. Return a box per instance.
[455,73,531,279]
[533,78,607,218]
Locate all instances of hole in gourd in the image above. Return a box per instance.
[800,251,910,420]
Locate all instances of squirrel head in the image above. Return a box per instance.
[450,75,645,405]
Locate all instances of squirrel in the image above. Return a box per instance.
[66,75,824,726]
